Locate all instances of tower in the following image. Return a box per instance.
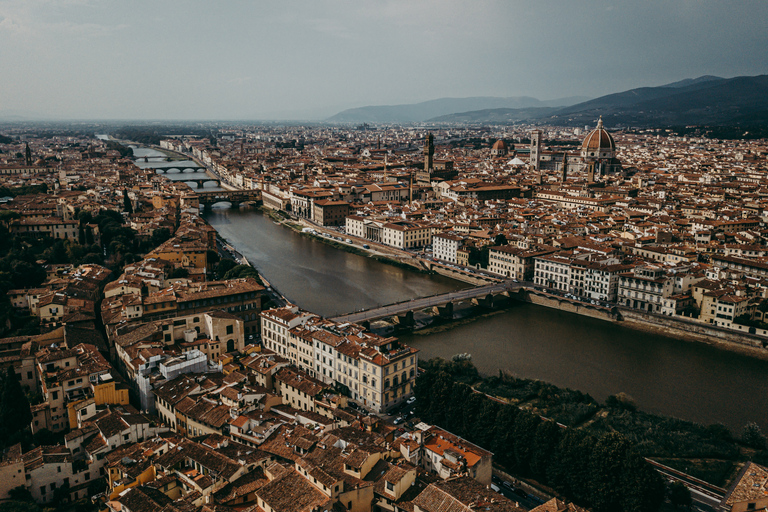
[24,143,32,166]
[530,130,541,171]
[424,133,434,174]
[588,161,595,183]
[561,153,568,183]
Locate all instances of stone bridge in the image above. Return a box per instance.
[194,189,262,208]
[330,281,521,324]
[152,165,206,173]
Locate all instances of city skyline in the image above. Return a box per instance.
[1,0,768,120]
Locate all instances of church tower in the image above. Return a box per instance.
[561,153,568,183]
[25,143,32,166]
[424,133,434,174]
[530,130,541,171]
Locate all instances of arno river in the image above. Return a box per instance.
[139,146,768,433]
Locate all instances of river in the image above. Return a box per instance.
[134,145,768,433]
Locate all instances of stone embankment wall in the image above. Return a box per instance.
[619,309,768,355]
[519,290,618,322]
[516,288,768,359]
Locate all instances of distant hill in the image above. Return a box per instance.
[543,75,768,127]
[325,96,589,124]
[413,75,768,128]
[427,107,560,124]
[661,75,723,88]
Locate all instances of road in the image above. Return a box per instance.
[331,281,520,323]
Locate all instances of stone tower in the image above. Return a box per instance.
[25,143,32,166]
[561,153,568,183]
[424,133,434,174]
[530,130,541,171]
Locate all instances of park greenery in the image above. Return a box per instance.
[416,357,768,495]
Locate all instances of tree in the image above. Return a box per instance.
[7,486,33,502]
[668,481,692,509]
[742,422,767,449]
[589,432,632,512]
[620,451,666,512]
[512,411,541,475]
[530,420,562,482]
[216,258,238,280]
[122,189,133,214]
[149,227,171,247]
[0,501,42,512]
[0,367,32,443]
[170,268,189,279]
[493,234,507,246]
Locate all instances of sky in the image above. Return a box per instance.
[1,0,767,121]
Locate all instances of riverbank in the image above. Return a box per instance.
[516,289,768,361]
[261,207,440,276]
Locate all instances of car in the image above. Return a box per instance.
[407,396,416,404]
[502,481,515,490]
[345,239,352,243]
[363,244,370,249]
[393,417,404,425]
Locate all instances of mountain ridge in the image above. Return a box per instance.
[325,96,590,124]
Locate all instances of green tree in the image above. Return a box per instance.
[493,234,507,246]
[667,481,692,509]
[547,428,596,504]
[620,451,666,512]
[742,422,767,449]
[0,367,33,443]
[589,432,632,512]
[216,258,238,280]
[122,189,133,214]
[512,410,541,475]
[149,227,171,247]
[530,419,562,482]
[7,486,34,502]
[170,268,190,279]
[490,406,519,468]
[0,501,42,512]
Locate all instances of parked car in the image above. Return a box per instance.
[407,396,416,404]
[363,244,370,249]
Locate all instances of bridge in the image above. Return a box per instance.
[181,178,221,188]
[152,165,206,173]
[330,281,522,324]
[195,189,262,208]
[133,155,170,161]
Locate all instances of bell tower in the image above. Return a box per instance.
[424,133,434,174]
[530,130,541,171]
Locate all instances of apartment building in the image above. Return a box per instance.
[432,233,464,264]
[261,306,419,413]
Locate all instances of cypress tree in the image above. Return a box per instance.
[0,367,32,442]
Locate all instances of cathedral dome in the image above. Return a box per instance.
[491,139,508,156]
[580,117,615,159]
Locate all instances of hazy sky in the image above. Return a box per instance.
[1,0,767,120]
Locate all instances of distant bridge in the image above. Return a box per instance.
[330,281,521,324]
[181,178,221,188]
[195,189,261,208]
[152,165,206,173]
